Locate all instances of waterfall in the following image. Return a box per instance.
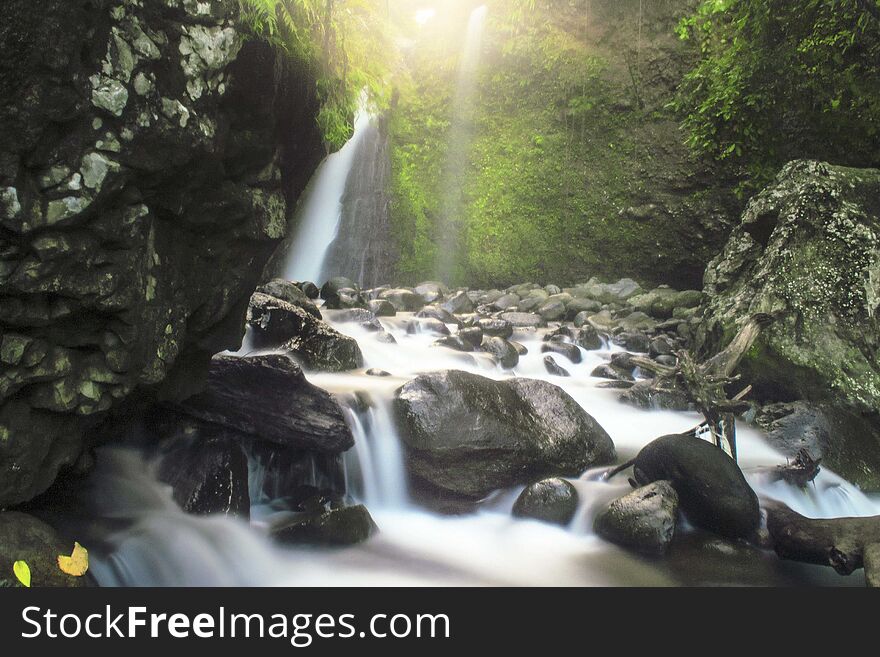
[281,108,373,284]
[436,5,489,283]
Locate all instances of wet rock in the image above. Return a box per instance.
[754,402,880,492]
[593,481,679,555]
[257,279,321,318]
[620,332,651,353]
[407,318,451,337]
[541,340,582,364]
[333,308,376,324]
[272,502,377,547]
[492,293,521,311]
[434,335,474,352]
[375,331,397,345]
[0,512,87,587]
[442,291,474,315]
[500,312,545,329]
[511,341,529,356]
[567,298,602,319]
[537,299,567,322]
[650,336,675,357]
[631,434,760,540]
[620,381,691,411]
[578,278,643,304]
[368,299,397,317]
[459,326,484,348]
[575,326,603,351]
[379,288,424,312]
[482,337,520,370]
[417,306,459,325]
[512,478,579,526]
[157,434,250,518]
[654,355,678,367]
[320,277,359,308]
[171,355,353,453]
[394,371,615,498]
[586,310,617,333]
[618,312,656,333]
[610,352,638,372]
[414,281,448,304]
[591,364,634,382]
[543,356,571,377]
[366,368,392,377]
[477,318,514,339]
[296,281,321,300]
[248,293,363,372]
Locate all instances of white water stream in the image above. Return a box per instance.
[87,311,877,587]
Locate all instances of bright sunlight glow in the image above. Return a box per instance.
[415,8,437,25]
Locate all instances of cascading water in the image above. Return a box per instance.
[281,108,373,284]
[436,5,489,282]
[83,308,878,587]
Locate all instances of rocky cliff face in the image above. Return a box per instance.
[699,160,880,414]
[0,0,324,507]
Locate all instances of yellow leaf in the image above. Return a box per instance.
[13,561,31,588]
[57,542,88,577]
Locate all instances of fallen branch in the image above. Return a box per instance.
[765,501,880,584]
[750,449,821,488]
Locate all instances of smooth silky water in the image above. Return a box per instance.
[83,311,875,587]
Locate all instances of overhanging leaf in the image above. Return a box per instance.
[13,561,31,588]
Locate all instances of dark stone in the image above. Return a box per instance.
[631,434,760,540]
[272,503,377,547]
[541,340,582,364]
[368,299,397,317]
[416,306,460,326]
[332,308,376,324]
[622,332,651,353]
[296,281,320,300]
[366,369,391,377]
[394,371,615,498]
[512,478,579,526]
[593,481,679,555]
[434,335,474,352]
[591,364,635,382]
[414,282,448,304]
[620,381,691,411]
[458,326,484,348]
[650,335,675,357]
[320,277,359,308]
[655,355,678,367]
[379,288,424,312]
[171,355,353,453]
[492,293,521,311]
[575,326,603,350]
[156,435,250,518]
[482,337,520,370]
[256,279,321,318]
[477,318,514,339]
[406,318,451,336]
[543,356,571,377]
[500,312,545,329]
[442,291,475,315]
[0,512,87,587]
[248,293,363,372]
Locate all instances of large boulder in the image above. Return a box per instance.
[0,512,87,587]
[248,293,363,372]
[256,279,321,319]
[699,161,880,414]
[171,355,354,453]
[593,481,679,555]
[630,434,760,540]
[0,0,325,506]
[394,370,615,498]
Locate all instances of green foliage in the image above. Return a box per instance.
[239,0,395,149]
[676,0,880,185]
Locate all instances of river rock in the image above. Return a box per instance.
[320,277,360,308]
[417,306,460,326]
[541,340,582,364]
[256,279,321,318]
[434,335,474,352]
[248,293,363,372]
[593,481,679,555]
[414,281,448,304]
[368,299,397,317]
[477,318,514,339]
[407,318,450,336]
[394,371,616,498]
[631,434,760,540]
[296,281,321,300]
[537,299,567,321]
[482,337,520,370]
[273,502,377,547]
[586,310,617,333]
[591,364,634,382]
[620,381,691,411]
[543,356,570,377]
[500,312,545,329]
[380,288,425,312]
[575,326,603,350]
[459,327,485,348]
[567,298,602,318]
[333,308,376,324]
[493,293,521,311]
[442,291,474,315]
[512,478,579,526]
[0,512,88,587]
[698,160,880,415]
[157,434,250,518]
[172,355,354,453]
[579,278,643,304]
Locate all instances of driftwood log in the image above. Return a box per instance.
[765,502,880,585]
[630,313,776,461]
[748,450,822,488]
